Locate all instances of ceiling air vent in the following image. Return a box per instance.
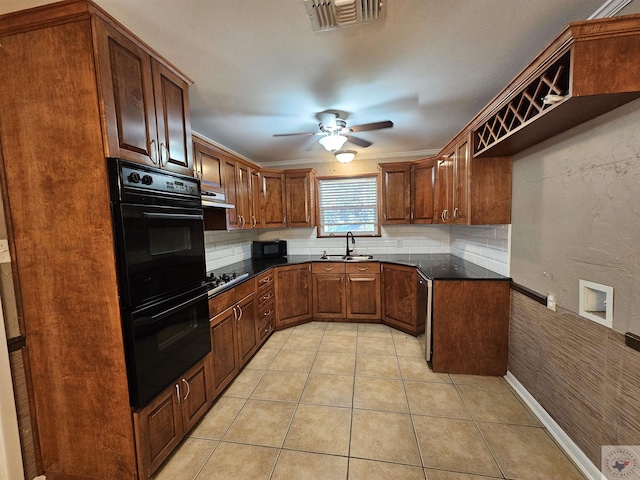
[304,0,385,32]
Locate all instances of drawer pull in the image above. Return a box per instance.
[323,267,334,271]
[260,277,272,285]
[263,310,272,317]
[262,293,273,301]
[264,324,272,334]
[357,266,368,271]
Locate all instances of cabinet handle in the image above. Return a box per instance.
[357,266,368,271]
[175,384,181,406]
[410,212,414,221]
[237,305,243,323]
[252,215,257,227]
[262,292,272,301]
[260,277,271,285]
[441,210,447,223]
[264,324,272,335]
[233,306,238,323]
[323,267,334,271]
[181,378,190,401]
[160,143,168,167]
[383,212,387,222]
[149,139,158,165]
[263,309,272,317]
[306,215,310,223]
[453,207,459,220]
[239,215,245,227]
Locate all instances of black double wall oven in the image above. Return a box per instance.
[108,159,210,408]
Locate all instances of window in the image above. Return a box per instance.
[317,175,379,237]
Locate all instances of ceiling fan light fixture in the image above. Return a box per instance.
[319,134,348,152]
[335,150,356,163]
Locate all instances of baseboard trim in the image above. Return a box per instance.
[505,371,602,480]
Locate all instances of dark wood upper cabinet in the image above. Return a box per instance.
[222,157,241,229]
[410,159,436,224]
[379,163,410,224]
[95,18,192,176]
[285,169,316,227]
[193,135,224,194]
[261,169,287,228]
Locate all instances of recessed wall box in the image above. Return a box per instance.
[579,280,613,328]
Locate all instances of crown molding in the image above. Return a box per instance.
[260,149,441,168]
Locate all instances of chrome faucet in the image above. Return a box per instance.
[346,231,355,257]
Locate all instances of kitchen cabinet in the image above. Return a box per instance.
[208,280,258,396]
[260,169,287,228]
[436,133,512,225]
[285,169,317,227]
[133,354,213,479]
[250,168,262,228]
[95,19,192,176]
[346,263,381,320]
[410,159,436,224]
[0,3,198,478]
[381,263,426,335]
[312,263,347,319]
[432,280,510,375]
[379,163,411,224]
[256,269,275,342]
[193,135,225,194]
[223,158,260,229]
[275,263,313,328]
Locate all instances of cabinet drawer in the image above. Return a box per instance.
[345,262,380,274]
[235,277,256,301]
[256,270,274,291]
[258,300,275,322]
[208,289,235,318]
[312,262,346,273]
[258,319,274,341]
[257,287,275,308]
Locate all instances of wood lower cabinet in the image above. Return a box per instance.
[236,291,258,364]
[210,304,240,395]
[256,269,276,342]
[134,355,212,479]
[432,280,510,376]
[346,262,381,320]
[312,263,346,319]
[381,263,426,335]
[275,263,313,328]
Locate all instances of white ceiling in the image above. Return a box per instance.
[1,0,614,165]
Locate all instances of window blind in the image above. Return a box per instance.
[317,176,378,236]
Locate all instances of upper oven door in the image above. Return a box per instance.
[114,203,206,307]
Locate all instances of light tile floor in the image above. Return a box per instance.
[152,322,587,480]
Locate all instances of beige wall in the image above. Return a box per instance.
[511,97,640,336]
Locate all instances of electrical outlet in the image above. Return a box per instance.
[547,292,557,311]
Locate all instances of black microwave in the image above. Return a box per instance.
[252,240,287,258]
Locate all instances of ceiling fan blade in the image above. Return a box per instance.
[346,135,372,148]
[273,132,318,137]
[348,120,394,133]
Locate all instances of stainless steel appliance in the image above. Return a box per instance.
[108,159,210,408]
[252,240,287,259]
[420,272,433,361]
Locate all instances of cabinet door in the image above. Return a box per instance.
[285,171,315,227]
[250,169,261,228]
[261,171,286,228]
[435,154,454,224]
[193,138,224,194]
[152,60,192,175]
[236,162,252,228]
[313,274,346,319]
[236,294,258,365]
[133,383,183,479]
[380,164,410,224]
[210,307,240,395]
[411,160,435,224]
[453,136,471,224]
[347,274,381,320]
[222,158,241,229]
[94,19,158,166]
[180,355,213,433]
[275,264,313,327]
[381,264,418,333]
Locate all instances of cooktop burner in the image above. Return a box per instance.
[206,272,249,295]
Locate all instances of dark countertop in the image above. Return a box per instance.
[207,254,509,295]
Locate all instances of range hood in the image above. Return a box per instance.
[201,190,234,209]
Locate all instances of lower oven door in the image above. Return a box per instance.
[124,286,211,408]
[114,203,206,307]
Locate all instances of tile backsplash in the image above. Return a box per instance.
[205,224,510,275]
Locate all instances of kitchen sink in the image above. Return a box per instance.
[319,253,374,262]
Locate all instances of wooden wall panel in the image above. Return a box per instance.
[509,290,640,467]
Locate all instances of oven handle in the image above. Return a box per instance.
[134,294,205,327]
[142,212,204,221]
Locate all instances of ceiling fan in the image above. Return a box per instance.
[273,111,393,152]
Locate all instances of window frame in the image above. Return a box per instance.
[315,173,381,238]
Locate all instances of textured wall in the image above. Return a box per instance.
[511,98,640,335]
[509,291,640,467]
